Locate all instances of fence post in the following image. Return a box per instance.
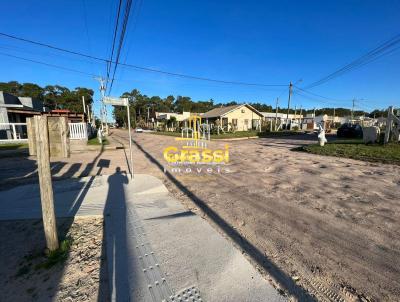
[27,118,36,155]
[34,115,59,251]
[59,117,70,157]
[11,124,17,140]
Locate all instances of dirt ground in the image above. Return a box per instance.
[115,130,400,302]
[1,129,399,301]
[0,217,109,301]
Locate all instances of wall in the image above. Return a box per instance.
[224,105,262,131]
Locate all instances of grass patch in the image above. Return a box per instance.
[151,131,182,137]
[34,238,72,270]
[0,143,28,150]
[299,140,400,165]
[87,137,109,145]
[212,130,303,139]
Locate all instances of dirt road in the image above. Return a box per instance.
[1,130,399,301]
[112,130,400,302]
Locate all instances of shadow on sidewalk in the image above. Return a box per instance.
[98,167,130,301]
[132,139,316,302]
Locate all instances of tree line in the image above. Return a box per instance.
[0,81,94,112]
[0,81,390,127]
[113,89,386,127]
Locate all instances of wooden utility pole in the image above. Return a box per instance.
[82,96,86,114]
[126,99,134,179]
[34,115,59,251]
[332,107,336,127]
[275,98,279,131]
[286,82,293,129]
[299,106,303,129]
[351,99,355,121]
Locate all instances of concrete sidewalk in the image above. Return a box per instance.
[0,173,286,302]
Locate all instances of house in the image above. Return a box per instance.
[0,91,43,123]
[0,91,43,140]
[201,104,263,131]
[44,109,87,123]
[301,114,350,131]
[261,112,303,121]
[155,111,191,130]
[156,111,191,122]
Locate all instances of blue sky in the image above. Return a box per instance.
[0,0,399,117]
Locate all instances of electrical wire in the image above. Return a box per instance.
[0,51,97,77]
[293,90,349,107]
[293,85,351,102]
[0,31,286,88]
[304,33,400,89]
[107,0,123,84]
[108,0,133,95]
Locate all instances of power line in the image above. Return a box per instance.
[108,0,133,95]
[107,0,123,84]
[304,33,400,89]
[121,0,144,65]
[293,90,348,108]
[0,51,97,77]
[293,85,351,102]
[0,31,286,88]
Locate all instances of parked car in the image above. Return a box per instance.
[135,127,143,133]
[337,123,363,138]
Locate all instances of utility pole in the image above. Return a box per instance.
[82,96,86,114]
[147,107,150,127]
[275,98,279,131]
[299,105,302,128]
[126,98,133,178]
[94,77,107,131]
[286,81,293,129]
[351,99,355,122]
[86,105,90,124]
[333,107,336,125]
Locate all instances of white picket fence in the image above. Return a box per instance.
[0,123,28,143]
[0,122,93,143]
[69,122,91,140]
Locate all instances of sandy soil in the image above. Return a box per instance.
[1,130,399,301]
[112,130,400,302]
[0,217,109,301]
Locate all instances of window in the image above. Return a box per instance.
[232,119,238,126]
[241,109,245,113]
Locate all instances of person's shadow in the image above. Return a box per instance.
[99,167,130,301]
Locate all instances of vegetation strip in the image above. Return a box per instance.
[298,140,400,165]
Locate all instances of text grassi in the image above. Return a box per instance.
[163,144,229,164]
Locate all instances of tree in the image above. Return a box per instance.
[0,81,94,112]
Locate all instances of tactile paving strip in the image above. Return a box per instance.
[126,206,173,301]
[126,205,205,302]
[167,286,203,302]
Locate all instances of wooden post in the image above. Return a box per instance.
[59,117,70,157]
[384,106,393,144]
[27,118,36,156]
[34,115,59,251]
